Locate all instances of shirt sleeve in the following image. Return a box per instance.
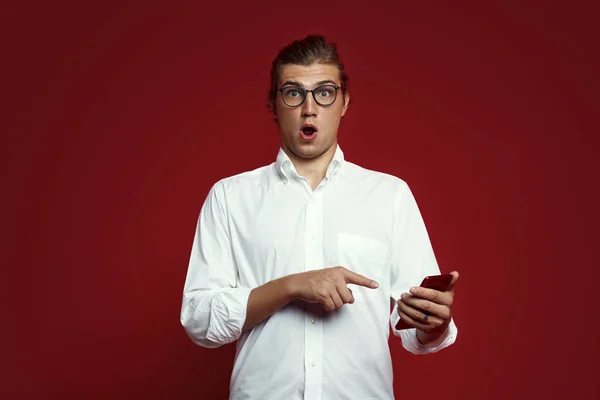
[180,180,252,348]
[388,181,458,354]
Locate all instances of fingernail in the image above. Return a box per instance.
[372,281,379,288]
[400,293,407,300]
[409,287,418,294]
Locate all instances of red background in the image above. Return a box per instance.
[2,1,598,399]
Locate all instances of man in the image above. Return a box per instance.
[180,34,459,400]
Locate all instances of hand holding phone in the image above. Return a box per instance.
[395,273,453,330]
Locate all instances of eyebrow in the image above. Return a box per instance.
[281,79,338,88]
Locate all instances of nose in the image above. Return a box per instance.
[301,92,317,117]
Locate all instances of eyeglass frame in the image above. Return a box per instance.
[278,84,341,107]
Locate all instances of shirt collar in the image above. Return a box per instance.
[275,144,345,185]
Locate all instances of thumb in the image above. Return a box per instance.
[447,271,460,291]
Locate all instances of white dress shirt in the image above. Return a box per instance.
[181,145,457,400]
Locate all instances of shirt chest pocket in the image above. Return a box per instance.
[337,233,390,301]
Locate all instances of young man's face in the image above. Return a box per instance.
[275,63,349,161]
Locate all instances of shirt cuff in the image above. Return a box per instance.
[390,307,458,354]
[205,287,253,345]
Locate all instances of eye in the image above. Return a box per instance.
[283,87,303,98]
[316,87,335,97]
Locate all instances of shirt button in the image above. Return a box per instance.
[311,361,316,367]
[311,318,316,324]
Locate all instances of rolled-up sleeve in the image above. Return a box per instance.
[391,309,458,354]
[180,180,252,348]
[388,181,458,354]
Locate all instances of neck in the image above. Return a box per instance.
[284,142,337,190]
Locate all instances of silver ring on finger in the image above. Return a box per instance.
[422,313,429,322]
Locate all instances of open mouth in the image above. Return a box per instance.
[300,125,318,140]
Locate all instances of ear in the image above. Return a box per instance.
[341,92,350,117]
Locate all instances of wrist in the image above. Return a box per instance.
[281,274,301,302]
[416,323,449,345]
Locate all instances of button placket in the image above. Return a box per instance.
[303,191,324,399]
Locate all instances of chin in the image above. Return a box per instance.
[297,145,333,160]
[282,132,335,159]
[290,147,316,159]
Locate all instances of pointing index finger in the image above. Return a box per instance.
[343,269,379,289]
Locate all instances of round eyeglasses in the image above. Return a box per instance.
[279,84,340,107]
